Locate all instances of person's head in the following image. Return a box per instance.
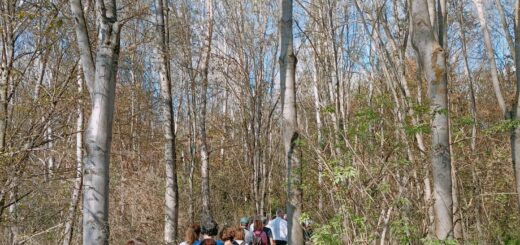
[239,216,249,228]
[184,226,199,244]
[201,239,217,245]
[124,238,147,245]
[201,218,219,237]
[276,209,284,217]
[254,218,264,231]
[192,223,201,238]
[220,225,235,242]
[262,217,269,226]
[234,226,245,240]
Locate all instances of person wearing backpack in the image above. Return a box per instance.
[252,219,268,245]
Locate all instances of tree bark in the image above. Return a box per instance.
[0,1,14,152]
[312,54,324,211]
[200,0,214,221]
[70,0,121,244]
[63,68,84,245]
[436,0,463,239]
[279,0,304,244]
[154,0,179,242]
[411,0,453,239]
[512,0,520,213]
[1,5,16,243]
[187,78,196,225]
[473,0,507,115]
[458,0,478,164]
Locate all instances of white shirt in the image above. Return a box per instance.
[269,217,287,241]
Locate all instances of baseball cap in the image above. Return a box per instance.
[240,216,249,225]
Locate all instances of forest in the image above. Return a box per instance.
[1,0,520,244]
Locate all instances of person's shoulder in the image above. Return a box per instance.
[216,240,225,245]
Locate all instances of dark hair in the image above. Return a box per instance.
[201,218,219,236]
[220,225,234,241]
[262,217,269,225]
[192,224,201,236]
[201,239,217,245]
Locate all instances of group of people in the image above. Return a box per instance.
[179,209,288,245]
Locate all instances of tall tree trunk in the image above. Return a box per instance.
[186,56,197,225]
[279,0,303,243]
[129,69,139,163]
[70,0,121,244]
[0,0,13,152]
[473,0,507,115]
[474,0,520,213]
[1,6,15,242]
[200,0,214,221]
[187,82,196,225]
[436,0,463,239]
[154,0,179,242]
[8,178,18,245]
[63,68,84,245]
[411,0,453,239]
[512,0,520,213]
[495,0,515,61]
[353,1,435,233]
[253,86,264,215]
[43,59,55,180]
[312,56,324,211]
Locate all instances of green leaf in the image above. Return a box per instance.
[405,122,431,135]
[332,165,358,184]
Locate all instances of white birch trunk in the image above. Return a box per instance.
[411,0,453,239]
[279,0,304,243]
[70,0,121,244]
[473,0,507,115]
[312,60,324,211]
[43,59,55,180]
[0,6,13,152]
[8,178,18,245]
[63,68,84,245]
[154,0,179,242]
[1,5,16,243]
[186,70,196,225]
[200,0,214,221]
